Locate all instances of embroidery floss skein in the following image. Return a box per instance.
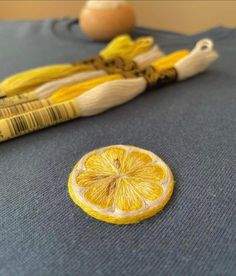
[0,39,218,142]
[37,45,164,99]
[50,50,188,103]
[0,44,164,108]
[0,35,155,98]
[0,49,188,119]
[78,39,218,116]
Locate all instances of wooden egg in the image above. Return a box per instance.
[80,0,136,41]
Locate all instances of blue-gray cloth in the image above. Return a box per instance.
[0,19,235,276]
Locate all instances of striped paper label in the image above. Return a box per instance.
[0,99,80,142]
[0,99,53,119]
[0,91,38,108]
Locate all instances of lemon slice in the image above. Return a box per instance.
[68,145,174,224]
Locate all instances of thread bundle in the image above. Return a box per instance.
[0,49,189,119]
[0,37,164,108]
[0,35,157,98]
[0,38,218,142]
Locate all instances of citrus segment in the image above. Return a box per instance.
[123,151,152,173]
[128,178,163,201]
[116,179,143,211]
[84,153,114,174]
[84,177,117,209]
[103,147,126,170]
[76,171,110,187]
[129,164,166,182]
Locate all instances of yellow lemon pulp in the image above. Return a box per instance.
[68,145,174,224]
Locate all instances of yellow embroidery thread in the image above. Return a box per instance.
[0,39,219,141]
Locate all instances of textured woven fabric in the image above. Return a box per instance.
[0,19,235,276]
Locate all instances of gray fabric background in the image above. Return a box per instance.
[0,19,235,276]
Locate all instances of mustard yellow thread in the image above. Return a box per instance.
[50,74,123,104]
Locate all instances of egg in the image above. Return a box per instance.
[80,0,136,41]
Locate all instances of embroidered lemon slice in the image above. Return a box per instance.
[68,145,174,224]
